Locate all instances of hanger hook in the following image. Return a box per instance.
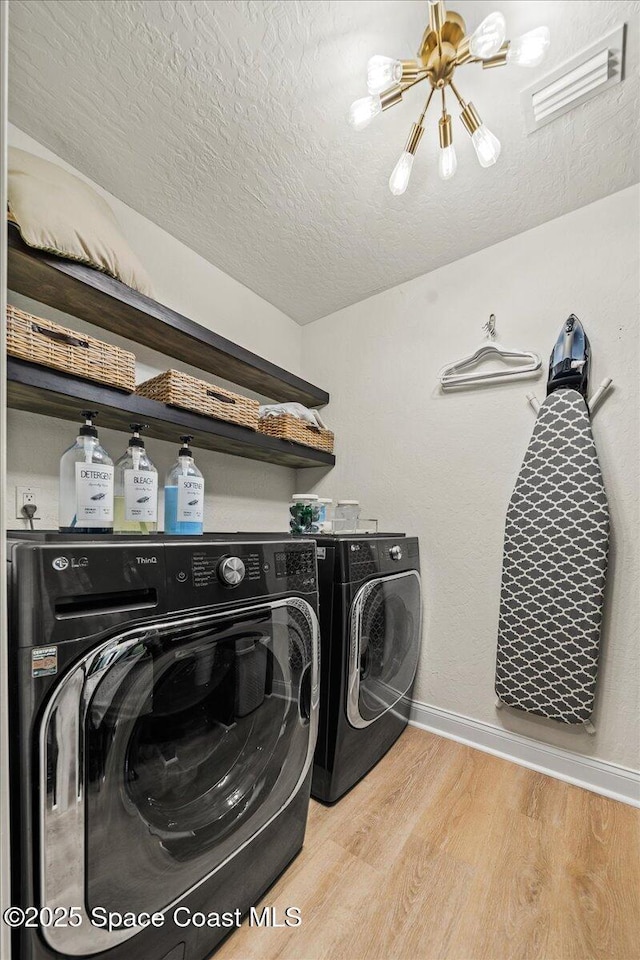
[483,314,497,340]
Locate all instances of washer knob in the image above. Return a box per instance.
[389,545,403,561]
[218,556,246,586]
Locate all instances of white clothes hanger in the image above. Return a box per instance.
[439,315,542,389]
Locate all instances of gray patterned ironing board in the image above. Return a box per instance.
[495,388,609,724]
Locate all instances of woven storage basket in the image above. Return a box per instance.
[259,413,334,453]
[136,369,259,431]
[7,304,136,392]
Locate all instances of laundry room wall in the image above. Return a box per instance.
[7,123,303,532]
[300,185,640,773]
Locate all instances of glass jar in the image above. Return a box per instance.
[335,500,360,533]
[289,494,321,535]
[318,498,333,532]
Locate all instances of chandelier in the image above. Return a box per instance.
[349,1,550,194]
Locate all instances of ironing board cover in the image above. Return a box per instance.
[495,388,609,724]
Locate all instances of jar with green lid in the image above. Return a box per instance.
[289,494,321,535]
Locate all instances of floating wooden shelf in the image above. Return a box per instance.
[7,359,335,469]
[7,222,329,408]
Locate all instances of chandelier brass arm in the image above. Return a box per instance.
[349,1,550,194]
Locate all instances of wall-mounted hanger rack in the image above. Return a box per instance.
[439,314,542,389]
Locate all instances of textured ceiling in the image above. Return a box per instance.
[8,0,640,323]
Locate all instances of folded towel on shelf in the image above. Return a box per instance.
[258,402,327,430]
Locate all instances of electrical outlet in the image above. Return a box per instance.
[16,486,41,520]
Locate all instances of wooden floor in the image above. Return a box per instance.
[215,727,640,960]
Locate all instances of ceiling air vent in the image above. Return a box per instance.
[522,24,626,132]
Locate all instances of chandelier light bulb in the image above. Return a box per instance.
[348,94,382,131]
[471,124,501,167]
[438,113,456,180]
[388,151,415,196]
[438,144,457,180]
[507,26,550,67]
[367,55,402,94]
[469,12,507,59]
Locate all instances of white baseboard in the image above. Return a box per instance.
[407,699,640,808]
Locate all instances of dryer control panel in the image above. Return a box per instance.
[312,534,419,584]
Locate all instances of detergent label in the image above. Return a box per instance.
[124,470,158,522]
[75,463,114,524]
[177,476,204,523]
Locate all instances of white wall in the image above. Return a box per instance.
[7,126,639,775]
[7,124,304,531]
[300,186,640,772]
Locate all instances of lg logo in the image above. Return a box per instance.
[52,556,88,571]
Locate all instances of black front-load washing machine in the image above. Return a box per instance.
[311,534,422,803]
[7,533,320,960]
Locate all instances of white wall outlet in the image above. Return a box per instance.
[15,486,41,519]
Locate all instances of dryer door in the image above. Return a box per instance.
[346,571,421,729]
[39,598,318,956]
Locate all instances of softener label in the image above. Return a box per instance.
[177,476,204,523]
[75,463,114,524]
[124,471,158,522]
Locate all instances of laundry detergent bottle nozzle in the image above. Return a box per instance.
[114,423,158,534]
[59,410,114,534]
[164,435,205,535]
[79,409,99,438]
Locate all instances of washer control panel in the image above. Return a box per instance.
[190,550,260,589]
[165,540,317,606]
[274,549,315,579]
[218,556,246,586]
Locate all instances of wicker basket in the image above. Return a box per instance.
[259,413,334,453]
[6,304,136,392]
[136,369,259,431]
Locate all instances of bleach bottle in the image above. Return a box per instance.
[114,424,158,534]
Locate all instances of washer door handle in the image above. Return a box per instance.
[45,670,84,816]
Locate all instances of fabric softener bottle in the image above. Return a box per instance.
[164,435,205,535]
[59,410,114,533]
[114,423,158,534]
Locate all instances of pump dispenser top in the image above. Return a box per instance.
[179,435,193,456]
[79,410,99,437]
[128,423,145,447]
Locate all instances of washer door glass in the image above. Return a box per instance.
[73,601,316,917]
[348,572,421,727]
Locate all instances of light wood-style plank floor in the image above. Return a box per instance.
[216,727,640,960]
